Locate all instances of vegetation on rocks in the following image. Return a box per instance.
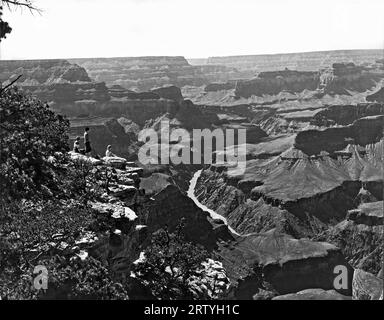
[0,87,220,299]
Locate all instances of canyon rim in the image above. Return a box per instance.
[0,0,383,311]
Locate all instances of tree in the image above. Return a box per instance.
[133,220,229,300]
[0,87,70,200]
[0,1,40,41]
[0,7,12,40]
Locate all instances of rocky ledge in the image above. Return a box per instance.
[317,201,383,275]
[272,288,351,300]
[367,87,384,102]
[352,269,383,300]
[219,230,353,299]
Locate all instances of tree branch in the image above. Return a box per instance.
[1,0,42,14]
[0,74,22,94]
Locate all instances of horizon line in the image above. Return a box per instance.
[1,48,383,62]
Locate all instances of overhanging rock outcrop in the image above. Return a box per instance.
[219,230,353,299]
[295,115,384,155]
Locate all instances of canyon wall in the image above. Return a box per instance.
[71,56,251,91]
[234,63,384,98]
[206,49,383,71]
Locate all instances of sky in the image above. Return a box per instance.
[1,0,384,60]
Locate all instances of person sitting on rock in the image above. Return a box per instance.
[105,145,126,161]
[73,136,81,153]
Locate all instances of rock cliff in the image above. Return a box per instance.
[206,49,383,71]
[310,103,384,126]
[219,230,353,298]
[234,63,383,98]
[70,56,249,91]
[367,87,384,102]
[317,201,383,275]
[0,59,91,84]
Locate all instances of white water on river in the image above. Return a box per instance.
[187,170,240,236]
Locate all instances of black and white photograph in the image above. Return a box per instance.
[0,0,383,309]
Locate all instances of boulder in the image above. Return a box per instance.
[108,185,137,200]
[103,157,127,169]
[68,151,103,165]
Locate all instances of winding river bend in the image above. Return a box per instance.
[187,170,240,236]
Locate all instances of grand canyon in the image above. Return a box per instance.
[1,48,382,300]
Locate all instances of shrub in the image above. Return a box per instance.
[0,199,128,300]
[133,221,229,300]
[0,87,70,200]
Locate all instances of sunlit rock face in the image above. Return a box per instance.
[0,59,91,84]
[1,59,111,107]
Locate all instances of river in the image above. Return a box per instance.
[187,169,240,236]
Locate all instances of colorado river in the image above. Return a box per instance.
[187,170,240,236]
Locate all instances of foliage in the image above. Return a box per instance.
[0,87,131,300]
[0,87,70,200]
[0,200,92,278]
[96,165,117,193]
[133,221,228,300]
[0,256,129,300]
[1,1,41,42]
[64,158,102,203]
[0,6,12,41]
[0,199,127,300]
[39,256,129,300]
